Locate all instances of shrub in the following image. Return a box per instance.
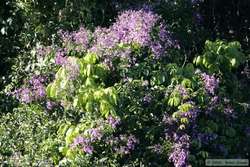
[1,5,250,167]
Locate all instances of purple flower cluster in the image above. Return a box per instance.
[224,105,237,118]
[106,134,138,155]
[58,29,71,44]
[36,46,52,57]
[201,73,219,95]
[176,85,188,97]
[224,105,234,115]
[58,27,90,51]
[91,9,176,60]
[206,96,219,114]
[114,134,138,155]
[221,98,237,118]
[15,88,32,103]
[71,136,93,154]
[163,112,176,126]
[30,76,46,97]
[55,48,67,65]
[163,115,190,167]
[71,127,103,154]
[15,75,46,103]
[106,116,121,129]
[46,100,57,110]
[163,106,198,166]
[71,27,90,50]
[86,128,102,142]
[179,107,200,123]
[169,134,190,167]
[54,10,177,71]
[114,10,158,46]
[143,94,153,104]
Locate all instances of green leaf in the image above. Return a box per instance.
[168,97,180,107]
[46,83,52,97]
[85,77,95,86]
[85,101,94,112]
[178,103,193,112]
[84,52,97,64]
[58,123,71,136]
[194,56,201,65]
[100,100,113,117]
[198,151,209,158]
[181,78,192,88]
[86,64,93,77]
[180,118,189,124]
[230,58,236,67]
[65,127,74,145]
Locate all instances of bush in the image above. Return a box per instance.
[1,1,250,167]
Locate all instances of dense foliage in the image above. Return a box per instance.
[0,0,250,167]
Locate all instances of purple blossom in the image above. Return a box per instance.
[206,96,220,113]
[69,26,91,51]
[224,105,234,115]
[34,86,46,98]
[201,73,219,95]
[151,23,178,58]
[55,48,67,65]
[211,96,219,104]
[143,94,153,104]
[46,101,56,110]
[71,133,99,154]
[87,128,103,142]
[72,136,87,147]
[112,134,138,155]
[113,10,158,46]
[169,134,190,167]
[18,88,32,103]
[179,107,200,123]
[71,27,90,50]
[151,42,164,58]
[57,29,71,44]
[169,148,189,167]
[15,75,47,103]
[71,136,91,149]
[91,9,176,62]
[36,46,52,57]
[162,113,176,125]
[29,75,46,86]
[83,145,94,154]
[176,85,188,97]
[30,75,46,100]
[107,116,121,128]
[126,135,138,150]
[224,105,237,118]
